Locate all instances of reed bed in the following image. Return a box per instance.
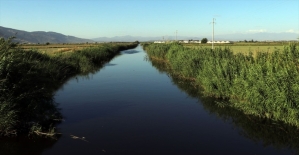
[148,57,299,153]
[143,42,299,127]
[0,37,138,136]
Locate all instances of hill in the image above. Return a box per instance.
[0,26,94,44]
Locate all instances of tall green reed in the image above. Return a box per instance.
[145,42,299,126]
[0,37,138,136]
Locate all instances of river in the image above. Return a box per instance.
[1,45,297,155]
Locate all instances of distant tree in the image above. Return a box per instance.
[244,40,248,42]
[201,38,208,44]
[46,42,50,45]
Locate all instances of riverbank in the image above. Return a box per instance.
[143,42,299,127]
[147,56,299,154]
[0,37,138,136]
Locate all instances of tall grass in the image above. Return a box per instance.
[148,56,299,153]
[144,42,299,127]
[0,37,138,136]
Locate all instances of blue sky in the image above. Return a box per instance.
[0,0,298,39]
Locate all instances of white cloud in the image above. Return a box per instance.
[285,29,299,34]
[286,29,295,33]
[247,29,267,33]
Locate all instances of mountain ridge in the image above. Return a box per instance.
[1,26,298,43]
[0,26,94,44]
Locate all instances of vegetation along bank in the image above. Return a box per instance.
[143,42,299,127]
[0,37,138,136]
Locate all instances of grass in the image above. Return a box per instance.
[0,37,138,137]
[21,43,136,56]
[148,56,299,153]
[20,43,101,55]
[143,42,299,127]
[183,43,288,55]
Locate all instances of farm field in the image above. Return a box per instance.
[183,42,299,55]
[20,43,100,55]
[19,43,133,55]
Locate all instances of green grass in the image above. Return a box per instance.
[147,61,299,152]
[21,43,107,55]
[144,42,299,127]
[0,37,138,136]
[183,43,287,56]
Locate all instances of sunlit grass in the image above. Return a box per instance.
[144,42,299,127]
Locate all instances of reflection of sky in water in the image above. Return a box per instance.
[42,45,294,155]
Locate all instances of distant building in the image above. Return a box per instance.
[154,41,165,43]
[207,41,232,44]
[178,40,201,43]
[178,40,189,43]
[190,40,201,43]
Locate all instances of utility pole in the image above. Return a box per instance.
[210,18,216,49]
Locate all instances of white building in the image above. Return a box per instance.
[178,40,201,43]
[154,41,166,43]
[190,40,201,43]
[207,41,232,44]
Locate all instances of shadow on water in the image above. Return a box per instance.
[0,135,61,155]
[146,56,299,154]
[121,49,139,54]
[0,50,124,155]
[104,63,117,67]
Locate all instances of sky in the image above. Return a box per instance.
[0,0,298,39]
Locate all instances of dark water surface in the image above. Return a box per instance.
[43,46,298,155]
[1,45,297,155]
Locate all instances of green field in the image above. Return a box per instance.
[183,42,299,55]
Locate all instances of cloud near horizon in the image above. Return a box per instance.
[247,29,267,33]
[285,29,299,34]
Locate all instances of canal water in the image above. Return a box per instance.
[1,45,296,155]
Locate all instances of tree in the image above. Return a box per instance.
[201,38,208,44]
[46,42,50,45]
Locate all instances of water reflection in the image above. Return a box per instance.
[104,63,117,67]
[122,49,139,54]
[146,56,299,154]
[0,49,125,154]
[0,135,60,155]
